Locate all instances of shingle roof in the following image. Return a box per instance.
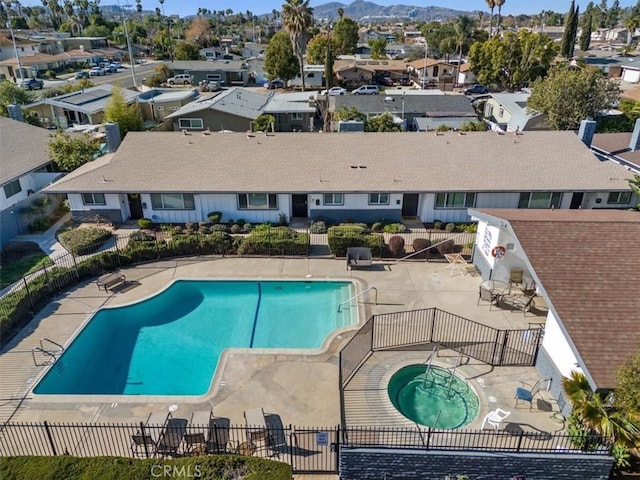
[473,209,640,390]
[0,117,53,186]
[591,132,640,171]
[29,84,139,115]
[330,93,476,117]
[489,92,542,130]
[264,92,317,114]
[171,59,249,71]
[165,87,272,120]
[45,130,633,194]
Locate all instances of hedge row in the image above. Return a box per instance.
[0,455,291,480]
[238,227,309,256]
[58,227,113,255]
[327,226,387,257]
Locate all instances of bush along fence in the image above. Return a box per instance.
[0,224,475,349]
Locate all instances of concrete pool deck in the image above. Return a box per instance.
[0,257,560,436]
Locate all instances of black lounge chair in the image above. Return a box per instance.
[346,247,373,270]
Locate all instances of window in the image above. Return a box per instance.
[486,104,494,117]
[156,105,164,111]
[82,193,106,205]
[498,107,505,117]
[150,193,195,210]
[238,193,278,209]
[291,112,304,120]
[369,193,390,205]
[435,192,476,208]
[607,191,632,204]
[518,192,562,209]
[170,106,179,112]
[323,193,344,205]
[178,118,203,129]
[3,179,22,199]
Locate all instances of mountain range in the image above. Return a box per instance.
[312,0,474,21]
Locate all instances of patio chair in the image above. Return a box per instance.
[346,247,373,270]
[477,285,500,310]
[509,268,524,288]
[481,408,511,431]
[515,378,549,411]
[155,417,189,457]
[183,411,212,456]
[130,412,170,457]
[502,292,536,315]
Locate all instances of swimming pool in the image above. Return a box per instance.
[34,280,355,396]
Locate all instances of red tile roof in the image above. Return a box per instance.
[475,209,640,389]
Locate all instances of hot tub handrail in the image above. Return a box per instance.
[338,286,378,312]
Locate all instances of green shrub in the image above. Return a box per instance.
[383,223,407,233]
[327,225,386,257]
[339,222,367,229]
[445,222,456,233]
[138,218,153,229]
[238,227,309,255]
[236,219,246,227]
[58,227,112,255]
[462,223,478,233]
[244,223,253,232]
[198,221,210,230]
[44,69,57,79]
[436,239,455,255]
[200,232,234,254]
[371,222,384,232]
[230,224,242,234]
[278,212,288,226]
[211,224,227,232]
[0,455,292,480]
[30,218,52,232]
[310,220,327,234]
[412,238,432,258]
[433,220,443,230]
[128,231,155,244]
[200,226,211,234]
[207,211,223,224]
[185,222,196,231]
[389,235,405,256]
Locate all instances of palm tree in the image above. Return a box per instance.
[282,0,313,91]
[495,0,506,34]
[453,15,474,88]
[485,0,495,37]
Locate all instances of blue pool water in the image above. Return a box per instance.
[34,280,355,396]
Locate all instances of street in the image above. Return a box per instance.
[43,62,159,90]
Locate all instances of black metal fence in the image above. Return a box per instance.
[339,308,543,390]
[0,421,609,473]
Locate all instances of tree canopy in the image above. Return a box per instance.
[527,64,620,130]
[104,86,143,139]
[615,345,640,421]
[252,114,276,132]
[560,0,579,58]
[282,0,314,90]
[174,41,202,60]
[366,112,401,132]
[468,30,557,91]
[332,16,358,56]
[47,132,100,172]
[264,31,299,82]
[368,37,387,60]
[306,33,338,65]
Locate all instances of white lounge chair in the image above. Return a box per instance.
[481,408,511,431]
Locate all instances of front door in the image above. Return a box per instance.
[291,194,308,217]
[570,192,584,209]
[128,194,144,219]
[402,194,419,216]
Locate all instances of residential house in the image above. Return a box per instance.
[528,26,565,41]
[0,117,63,247]
[590,118,640,173]
[288,65,325,89]
[241,43,266,59]
[407,58,455,84]
[469,208,640,414]
[263,91,318,132]
[326,91,477,131]
[620,60,640,83]
[137,88,199,123]
[60,36,109,51]
[23,84,142,128]
[0,52,62,81]
[44,130,634,226]
[577,55,624,78]
[456,62,478,86]
[359,29,397,44]
[481,92,548,132]
[0,35,40,62]
[333,59,408,85]
[164,87,272,132]
[170,59,250,86]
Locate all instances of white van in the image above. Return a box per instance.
[352,85,380,95]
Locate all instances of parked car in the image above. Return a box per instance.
[207,80,222,92]
[352,85,380,95]
[20,78,44,90]
[398,75,411,86]
[110,61,122,69]
[322,86,347,96]
[89,67,105,76]
[74,71,89,79]
[106,64,119,73]
[463,84,490,95]
[418,77,430,89]
[264,79,285,89]
[167,74,193,85]
[377,77,394,87]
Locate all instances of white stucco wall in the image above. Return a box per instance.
[0,172,60,211]
[309,193,403,211]
[541,309,582,379]
[67,192,122,213]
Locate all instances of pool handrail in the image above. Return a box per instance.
[338,287,378,312]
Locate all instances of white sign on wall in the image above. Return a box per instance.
[481,223,493,258]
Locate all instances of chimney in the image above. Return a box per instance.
[104,122,121,153]
[577,119,596,147]
[7,104,24,122]
[630,118,640,151]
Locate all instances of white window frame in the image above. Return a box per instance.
[156,105,164,111]
[369,193,390,205]
[150,193,195,210]
[435,192,476,209]
[291,112,304,120]
[323,193,344,205]
[498,107,505,117]
[607,191,632,204]
[237,193,278,210]
[3,179,22,199]
[178,118,203,129]
[82,193,106,205]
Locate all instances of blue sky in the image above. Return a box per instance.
[18,0,640,19]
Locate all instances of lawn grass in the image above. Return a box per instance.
[0,245,53,289]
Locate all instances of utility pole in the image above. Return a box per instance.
[325,22,333,90]
[6,19,25,81]
[123,11,138,88]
